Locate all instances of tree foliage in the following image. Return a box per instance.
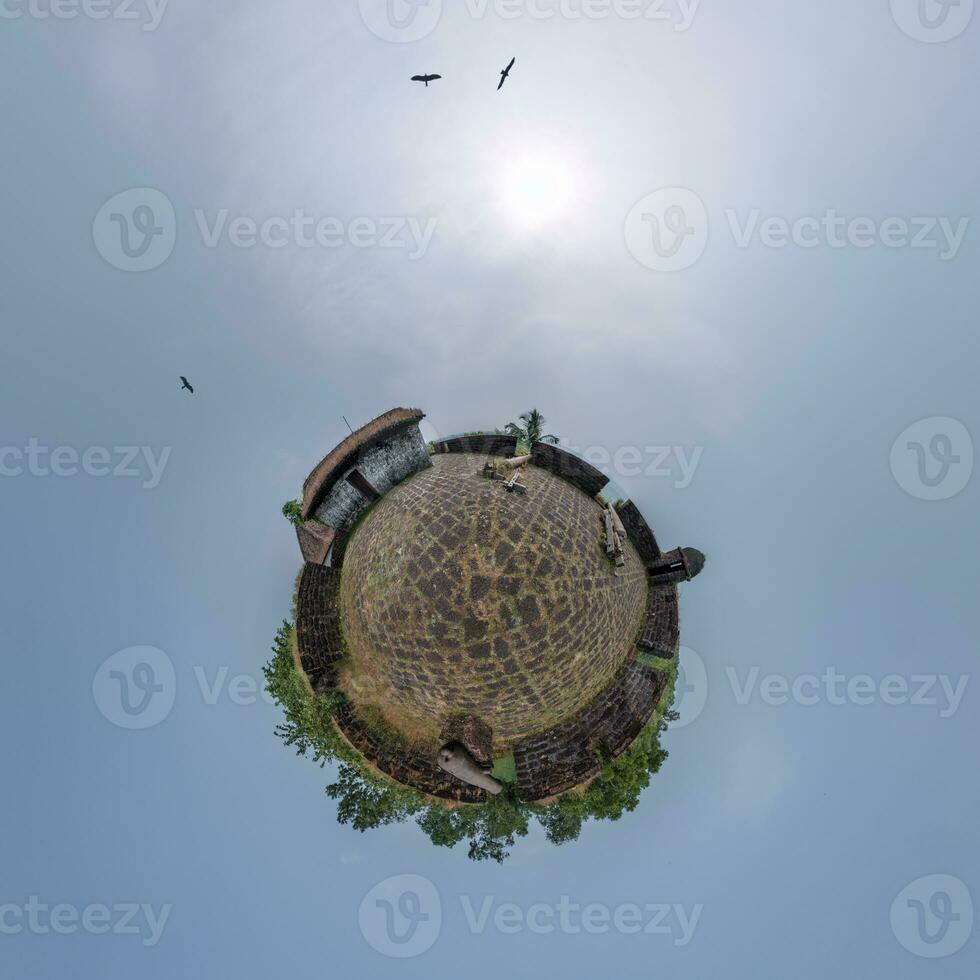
[505,409,559,451]
[282,500,304,526]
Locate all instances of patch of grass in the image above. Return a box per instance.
[491,754,517,784]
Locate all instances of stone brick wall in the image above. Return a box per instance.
[512,660,668,801]
[314,478,368,535]
[530,443,610,498]
[313,425,432,532]
[638,584,679,658]
[433,434,518,457]
[616,500,662,561]
[357,425,431,498]
[334,704,487,804]
[301,408,429,519]
[296,563,346,693]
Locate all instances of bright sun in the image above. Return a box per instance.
[495,147,579,231]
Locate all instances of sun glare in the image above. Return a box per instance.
[495,147,580,231]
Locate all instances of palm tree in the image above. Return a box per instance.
[505,409,559,451]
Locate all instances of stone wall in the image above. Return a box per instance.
[513,660,668,801]
[295,563,346,693]
[616,500,662,561]
[638,584,679,658]
[301,408,429,519]
[433,433,518,457]
[530,443,610,498]
[334,704,487,804]
[314,478,368,534]
[313,424,432,532]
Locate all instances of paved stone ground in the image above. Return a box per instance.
[339,453,649,750]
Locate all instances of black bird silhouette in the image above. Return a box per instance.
[411,74,442,88]
[497,57,515,90]
[180,376,194,394]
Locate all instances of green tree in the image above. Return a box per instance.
[505,409,559,451]
[327,764,425,832]
[282,499,303,526]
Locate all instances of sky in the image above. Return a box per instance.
[1,1,978,977]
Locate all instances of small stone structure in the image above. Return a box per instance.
[296,521,336,565]
[440,714,494,771]
[649,547,706,584]
[300,407,431,529]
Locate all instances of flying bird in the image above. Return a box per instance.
[179,376,194,394]
[497,57,515,90]
[411,74,442,88]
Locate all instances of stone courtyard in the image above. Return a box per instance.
[289,409,704,803]
[340,453,649,749]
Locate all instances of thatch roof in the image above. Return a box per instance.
[301,407,424,518]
